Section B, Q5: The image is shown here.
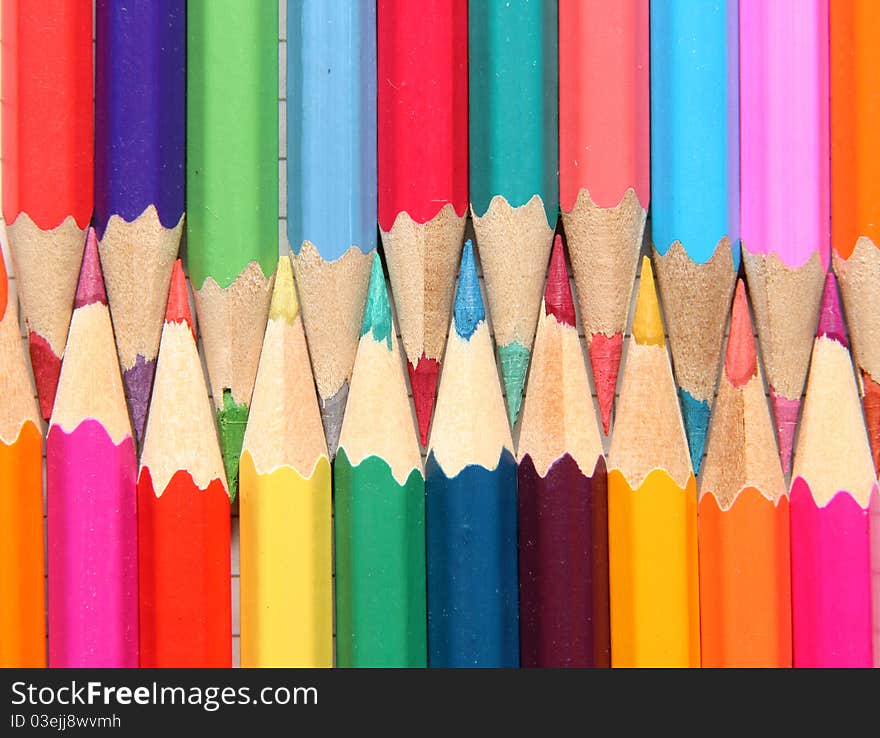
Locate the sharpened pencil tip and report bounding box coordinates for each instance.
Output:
[165,259,194,337]
[632,256,664,347]
[74,228,107,308]
[725,279,757,387]
[545,235,575,327]
[816,272,847,347]
[453,240,485,340]
[361,252,392,348]
[269,254,299,325]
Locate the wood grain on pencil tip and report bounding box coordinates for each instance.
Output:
[335,253,426,667]
[558,0,648,435]
[240,255,332,667]
[95,0,185,444]
[138,259,231,667]
[187,0,278,496]
[287,0,376,457]
[739,0,829,475]
[469,0,558,427]
[1,0,93,420]
[426,241,518,667]
[517,235,608,668]
[830,0,880,472]
[0,242,45,667]
[651,0,739,474]
[698,280,791,667]
[790,272,876,667]
[607,256,699,667]
[47,229,138,667]
[378,0,468,446]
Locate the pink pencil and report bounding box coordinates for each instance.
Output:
[739,0,829,474]
[47,228,138,667]
[790,273,875,667]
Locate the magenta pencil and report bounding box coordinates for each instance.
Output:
[739,0,829,474]
[790,273,875,667]
[47,228,138,667]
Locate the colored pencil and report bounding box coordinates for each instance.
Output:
[94,0,185,445]
[377,0,468,445]
[240,256,332,668]
[558,0,648,433]
[1,0,93,419]
[0,241,44,667]
[335,254,426,667]
[426,241,518,667]
[287,0,376,458]
[698,280,791,668]
[47,229,138,667]
[607,256,699,667]
[739,0,829,475]
[517,235,608,668]
[187,0,277,496]
[468,0,557,427]
[790,273,876,667]
[830,2,880,472]
[651,0,739,473]
[138,260,231,667]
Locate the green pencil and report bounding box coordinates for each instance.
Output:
[468,0,558,426]
[335,254,426,667]
[186,0,278,497]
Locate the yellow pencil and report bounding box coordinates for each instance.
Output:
[239,255,333,667]
[607,257,699,667]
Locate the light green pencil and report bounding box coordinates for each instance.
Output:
[186,1,278,497]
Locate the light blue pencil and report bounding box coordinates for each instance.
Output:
[287,0,377,457]
[650,0,740,473]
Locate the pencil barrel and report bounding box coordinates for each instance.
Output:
[47,422,138,667]
[334,451,427,667]
[239,453,333,667]
[518,454,609,668]
[426,451,519,668]
[0,423,45,667]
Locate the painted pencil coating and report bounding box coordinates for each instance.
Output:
[335,254,426,667]
[335,452,426,667]
[240,257,332,667]
[377,0,468,445]
[830,1,880,472]
[138,261,231,667]
[426,242,519,667]
[94,0,185,443]
[47,234,138,667]
[287,0,376,456]
[558,0,648,434]
[0,249,45,667]
[2,0,93,419]
[468,0,558,426]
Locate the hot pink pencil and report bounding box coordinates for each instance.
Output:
[739,0,829,474]
[790,273,875,667]
[47,228,138,667]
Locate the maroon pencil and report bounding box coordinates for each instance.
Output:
[517,235,609,667]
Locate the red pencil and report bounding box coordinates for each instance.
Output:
[377,0,468,445]
[1,0,93,419]
[137,260,231,667]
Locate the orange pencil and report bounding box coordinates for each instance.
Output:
[0,243,45,666]
[830,2,880,472]
[698,280,791,667]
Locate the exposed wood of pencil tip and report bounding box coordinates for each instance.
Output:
[793,274,875,508]
[140,262,227,496]
[518,236,602,477]
[608,256,691,489]
[242,256,328,479]
[700,281,786,509]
